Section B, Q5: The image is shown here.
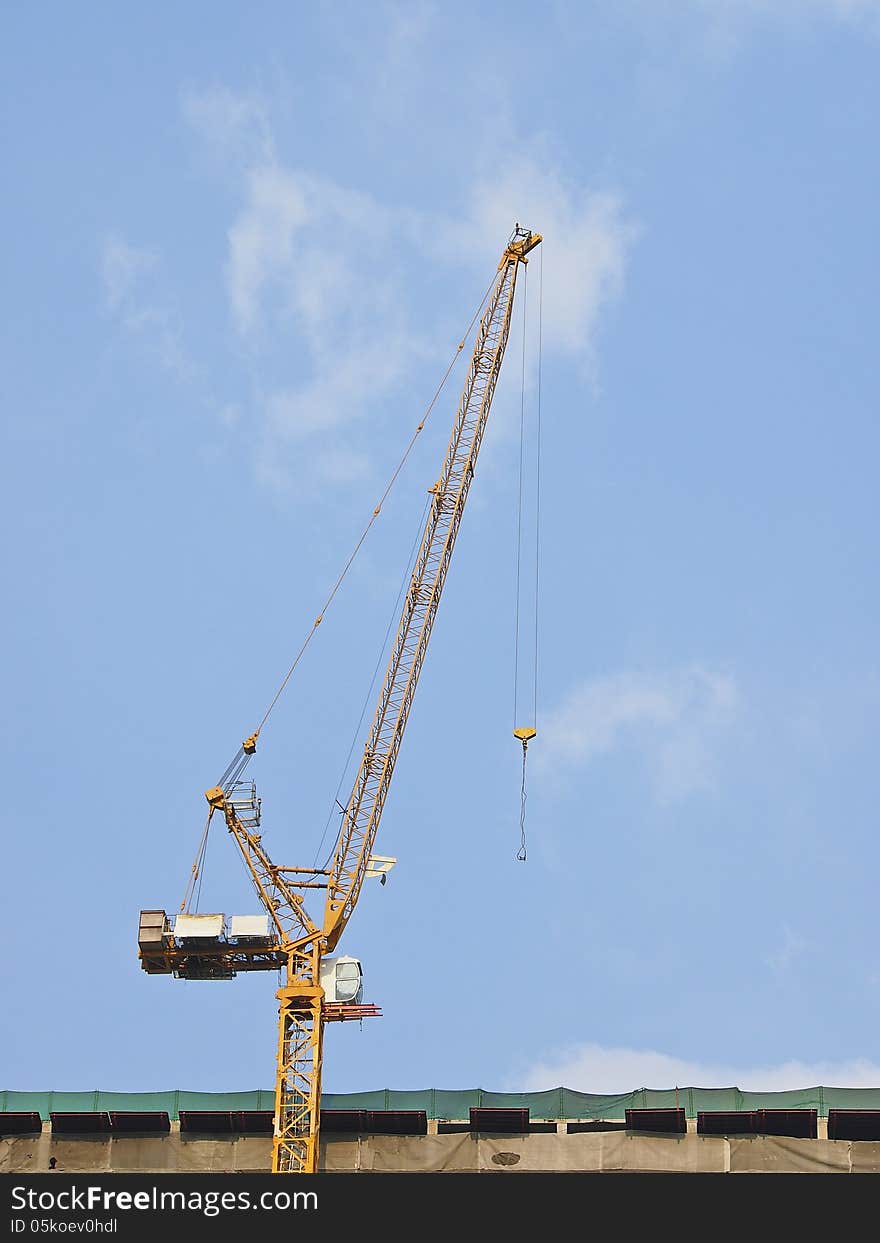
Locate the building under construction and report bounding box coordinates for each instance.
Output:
[4,1086,880,1174]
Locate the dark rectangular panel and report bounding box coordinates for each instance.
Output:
[109,1112,171,1134]
[50,1113,112,1135]
[697,1111,758,1136]
[233,1110,273,1134]
[0,1112,42,1135]
[320,1110,366,1134]
[365,1110,428,1135]
[625,1108,687,1135]
[178,1111,235,1134]
[755,1109,817,1138]
[469,1107,530,1134]
[827,1109,880,1141]
[567,1120,628,1133]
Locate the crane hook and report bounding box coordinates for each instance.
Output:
[513,728,536,862]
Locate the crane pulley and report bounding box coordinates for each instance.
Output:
[137,224,542,1174]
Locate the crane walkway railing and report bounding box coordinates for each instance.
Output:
[227,782,261,830]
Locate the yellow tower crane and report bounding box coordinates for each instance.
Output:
[137,224,542,1175]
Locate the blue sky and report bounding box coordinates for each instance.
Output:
[2,0,879,1099]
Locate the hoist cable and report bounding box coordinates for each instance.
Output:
[512,249,544,863]
[534,246,543,728]
[194,839,207,912]
[182,745,255,912]
[513,263,528,731]
[181,809,213,913]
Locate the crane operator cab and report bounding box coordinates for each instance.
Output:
[320,955,363,1005]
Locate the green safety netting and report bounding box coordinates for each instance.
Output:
[5,1085,880,1121]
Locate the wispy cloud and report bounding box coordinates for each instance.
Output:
[685,0,880,45]
[766,924,808,973]
[806,0,880,15]
[219,158,418,490]
[183,86,636,497]
[102,236,156,313]
[100,235,191,378]
[181,84,274,166]
[706,0,880,18]
[514,1041,880,1093]
[224,164,386,344]
[538,666,738,801]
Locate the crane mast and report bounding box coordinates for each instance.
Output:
[137,225,541,1176]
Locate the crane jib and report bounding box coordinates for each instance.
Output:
[323,241,536,949]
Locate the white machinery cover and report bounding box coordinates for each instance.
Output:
[229,914,271,939]
[174,913,225,939]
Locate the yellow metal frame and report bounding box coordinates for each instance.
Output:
[141,228,541,1175]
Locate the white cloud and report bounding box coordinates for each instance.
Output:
[515,1041,880,1093]
[184,87,635,495]
[237,161,630,491]
[254,336,413,488]
[766,925,808,972]
[225,154,633,363]
[685,0,880,43]
[100,236,191,378]
[226,164,311,337]
[255,437,370,495]
[101,236,156,312]
[466,166,635,362]
[538,666,738,800]
[181,85,274,166]
[810,0,880,13]
[263,336,412,443]
[722,0,880,15]
[220,161,419,490]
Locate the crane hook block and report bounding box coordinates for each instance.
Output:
[243,732,258,755]
[514,727,537,744]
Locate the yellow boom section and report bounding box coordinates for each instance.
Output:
[323,227,541,951]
